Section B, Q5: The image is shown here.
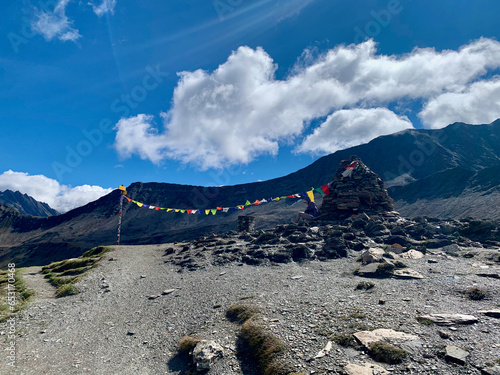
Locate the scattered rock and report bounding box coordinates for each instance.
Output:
[353,329,419,349]
[162,289,176,295]
[192,340,224,372]
[482,365,500,375]
[360,248,385,264]
[148,295,160,300]
[314,341,332,359]
[442,244,461,255]
[417,314,478,326]
[445,345,469,365]
[344,362,389,375]
[478,310,500,318]
[400,250,424,259]
[393,268,424,279]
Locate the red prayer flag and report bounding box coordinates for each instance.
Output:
[217,207,222,210]
[126,197,132,202]
[155,207,160,210]
[321,184,330,195]
[187,209,193,214]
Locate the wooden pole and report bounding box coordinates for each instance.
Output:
[117,187,126,245]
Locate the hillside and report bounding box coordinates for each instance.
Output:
[1,119,500,267]
[0,190,59,217]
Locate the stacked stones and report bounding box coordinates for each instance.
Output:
[238,215,256,232]
[318,156,395,221]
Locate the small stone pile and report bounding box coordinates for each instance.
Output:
[318,156,395,221]
[237,215,255,232]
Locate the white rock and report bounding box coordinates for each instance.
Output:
[314,341,332,358]
[417,314,478,326]
[360,248,385,264]
[192,340,224,372]
[393,269,425,279]
[344,362,389,375]
[353,329,419,348]
[400,250,424,259]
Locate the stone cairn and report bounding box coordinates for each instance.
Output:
[238,215,256,232]
[318,156,395,221]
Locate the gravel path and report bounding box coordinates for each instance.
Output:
[21,267,55,301]
[1,244,499,375]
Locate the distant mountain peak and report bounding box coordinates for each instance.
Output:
[0,189,59,217]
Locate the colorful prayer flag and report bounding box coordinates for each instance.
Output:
[306,190,314,202]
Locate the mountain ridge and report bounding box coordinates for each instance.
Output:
[0,189,59,217]
[1,119,500,267]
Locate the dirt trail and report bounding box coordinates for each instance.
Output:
[21,266,56,300]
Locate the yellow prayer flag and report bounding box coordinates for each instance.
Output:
[205,209,210,215]
[167,208,173,212]
[136,202,143,207]
[306,190,314,202]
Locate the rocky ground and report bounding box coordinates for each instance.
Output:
[1,214,499,375]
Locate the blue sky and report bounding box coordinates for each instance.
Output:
[1,0,500,212]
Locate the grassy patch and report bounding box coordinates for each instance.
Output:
[331,333,362,349]
[465,287,486,301]
[0,269,35,322]
[417,317,435,325]
[42,246,110,298]
[369,341,407,364]
[178,336,201,355]
[227,304,291,375]
[240,318,290,375]
[226,304,261,323]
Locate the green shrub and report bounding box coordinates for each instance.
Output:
[369,341,407,364]
[55,284,79,298]
[226,304,261,323]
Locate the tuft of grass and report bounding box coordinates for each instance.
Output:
[81,246,110,258]
[375,262,395,276]
[331,333,361,349]
[465,287,486,301]
[0,269,35,322]
[41,246,111,297]
[226,304,261,323]
[369,341,407,364]
[178,336,201,354]
[55,284,79,298]
[417,317,435,325]
[240,318,290,375]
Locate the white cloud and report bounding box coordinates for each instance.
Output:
[419,76,500,128]
[31,0,81,42]
[0,170,112,213]
[91,0,117,17]
[296,108,413,155]
[114,38,500,168]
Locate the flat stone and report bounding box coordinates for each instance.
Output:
[386,244,405,254]
[417,314,478,326]
[148,295,160,300]
[162,289,176,295]
[445,345,469,365]
[400,250,424,259]
[353,329,419,348]
[314,341,332,359]
[356,263,380,276]
[479,310,500,318]
[481,365,500,375]
[393,268,424,279]
[344,362,389,375]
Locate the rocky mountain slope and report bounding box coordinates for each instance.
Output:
[3,214,499,375]
[1,119,500,268]
[0,190,59,217]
